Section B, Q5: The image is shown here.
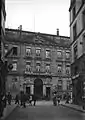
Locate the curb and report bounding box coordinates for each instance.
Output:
[61,104,85,113]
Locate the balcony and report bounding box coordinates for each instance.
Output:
[24,55,33,60]
[34,55,42,60]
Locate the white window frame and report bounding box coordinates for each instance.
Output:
[12,62,17,71]
[46,49,50,58]
[26,46,31,56]
[57,50,62,58]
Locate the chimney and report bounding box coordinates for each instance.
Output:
[18,25,22,30]
[56,28,59,36]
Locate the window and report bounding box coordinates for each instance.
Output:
[57,50,62,58]
[74,45,78,60]
[58,80,62,90]
[66,51,70,59]
[13,46,18,56]
[73,6,76,20]
[66,65,70,75]
[73,23,77,41]
[4,44,8,54]
[57,64,62,73]
[12,62,17,71]
[36,62,41,72]
[46,50,50,58]
[26,47,31,56]
[82,10,85,29]
[26,62,31,72]
[36,48,41,56]
[46,64,50,73]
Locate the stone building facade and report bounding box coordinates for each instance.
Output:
[69,0,85,104]
[4,28,71,99]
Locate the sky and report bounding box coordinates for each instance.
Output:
[5,0,70,37]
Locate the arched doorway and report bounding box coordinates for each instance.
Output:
[34,79,43,99]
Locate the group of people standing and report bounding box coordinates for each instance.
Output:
[14,91,37,107]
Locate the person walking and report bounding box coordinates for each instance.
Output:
[7,92,12,105]
[57,97,60,105]
[52,93,57,106]
[15,94,19,105]
[32,94,37,106]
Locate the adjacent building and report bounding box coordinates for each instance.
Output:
[4,28,71,99]
[69,0,85,104]
[1,0,6,59]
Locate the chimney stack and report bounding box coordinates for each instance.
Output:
[56,28,59,36]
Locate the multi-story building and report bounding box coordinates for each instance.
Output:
[69,0,85,105]
[1,0,6,59]
[4,28,71,99]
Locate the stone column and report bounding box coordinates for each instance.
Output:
[43,85,46,96]
[31,85,34,94]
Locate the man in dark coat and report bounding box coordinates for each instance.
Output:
[32,94,37,106]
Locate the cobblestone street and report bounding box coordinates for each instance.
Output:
[5,101,85,120]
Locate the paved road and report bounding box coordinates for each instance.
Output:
[5,101,85,120]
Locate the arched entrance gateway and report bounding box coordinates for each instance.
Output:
[34,79,43,99]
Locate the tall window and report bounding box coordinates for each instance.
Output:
[74,45,78,60]
[66,51,70,59]
[26,47,31,56]
[66,65,70,75]
[13,46,18,56]
[36,48,41,56]
[36,62,41,72]
[46,64,50,73]
[73,23,77,41]
[26,62,31,72]
[46,50,50,58]
[12,62,17,71]
[58,80,62,90]
[82,10,85,29]
[57,64,62,73]
[57,50,62,58]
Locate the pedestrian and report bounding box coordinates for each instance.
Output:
[15,94,19,105]
[32,94,37,106]
[7,92,12,105]
[29,95,32,106]
[22,92,26,108]
[57,97,60,105]
[52,93,57,106]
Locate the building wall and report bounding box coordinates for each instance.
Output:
[4,29,71,98]
[69,0,85,104]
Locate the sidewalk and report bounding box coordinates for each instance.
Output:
[60,100,85,113]
[0,101,18,120]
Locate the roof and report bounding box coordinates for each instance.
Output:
[5,28,70,48]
